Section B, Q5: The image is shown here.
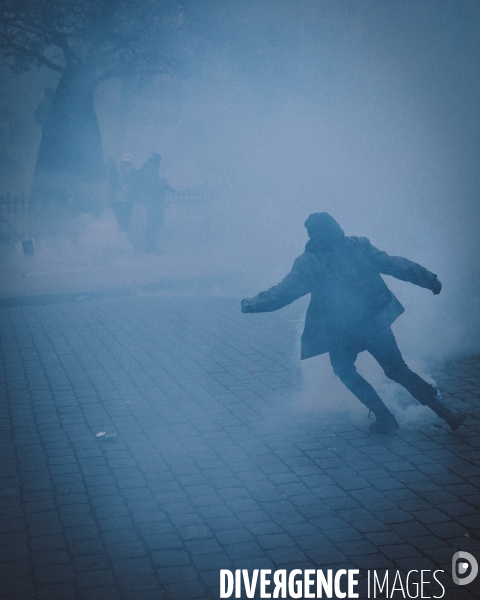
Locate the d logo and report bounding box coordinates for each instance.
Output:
[452,551,478,585]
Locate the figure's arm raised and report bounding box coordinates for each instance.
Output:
[355,237,441,293]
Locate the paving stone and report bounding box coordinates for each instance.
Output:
[164,579,206,599]
[32,549,70,566]
[113,557,154,575]
[68,539,105,556]
[115,573,159,592]
[268,546,309,564]
[428,521,469,538]
[79,587,122,600]
[225,541,265,560]
[34,582,77,600]
[73,554,110,572]
[391,521,432,538]
[35,564,75,584]
[152,550,191,568]
[29,535,66,552]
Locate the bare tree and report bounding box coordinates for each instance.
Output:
[0,0,184,210]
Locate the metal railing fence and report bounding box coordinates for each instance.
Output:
[0,187,212,242]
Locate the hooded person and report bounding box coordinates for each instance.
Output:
[109,153,137,233]
[241,212,466,434]
[137,153,174,253]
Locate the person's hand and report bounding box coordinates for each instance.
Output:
[431,278,442,295]
[241,299,254,313]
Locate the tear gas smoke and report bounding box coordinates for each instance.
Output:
[1,2,479,420]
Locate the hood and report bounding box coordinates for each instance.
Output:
[304,212,345,253]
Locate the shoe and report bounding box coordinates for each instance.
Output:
[369,413,399,434]
[427,398,467,431]
[444,411,467,432]
[422,390,467,431]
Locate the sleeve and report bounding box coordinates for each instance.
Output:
[242,256,312,313]
[356,237,439,290]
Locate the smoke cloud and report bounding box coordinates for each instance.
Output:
[1,1,479,413]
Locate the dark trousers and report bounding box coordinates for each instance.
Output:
[112,201,133,233]
[145,205,164,253]
[329,315,437,413]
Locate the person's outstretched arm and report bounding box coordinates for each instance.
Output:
[356,237,442,294]
[241,255,312,313]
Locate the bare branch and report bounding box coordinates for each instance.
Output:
[33,50,65,72]
[0,0,185,81]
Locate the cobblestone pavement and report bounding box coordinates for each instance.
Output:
[1,295,479,600]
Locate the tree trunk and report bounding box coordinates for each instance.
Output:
[32,65,105,214]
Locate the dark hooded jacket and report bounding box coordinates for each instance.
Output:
[244,218,438,359]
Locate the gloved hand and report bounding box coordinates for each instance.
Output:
[241,299,254,313]
[431,278,442,295]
